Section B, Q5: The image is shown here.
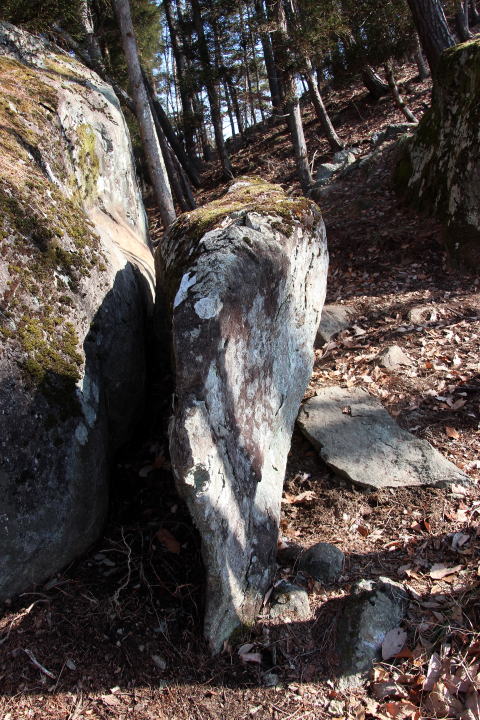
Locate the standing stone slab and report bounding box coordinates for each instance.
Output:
[156,178,328,651]
[298,387,469,489]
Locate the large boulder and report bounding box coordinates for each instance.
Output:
[0,23,154,599]
[155,178,328,650]
[395,39,480,267]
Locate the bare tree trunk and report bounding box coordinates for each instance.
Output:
[455,0,473,39]
[414,33,430,79]
[253,0,282,110]
[384,60,418,124]
[142,70,200,188]
[112,0,175,228]
[228,79,245,139]
[273,0,312,192]
[191,0,233,179]
[163,0,198,162]
[305,59,343,151]
[470,0,480,24]
[145,78,195,211]
[406,0,455,74]
[361,64,389,100]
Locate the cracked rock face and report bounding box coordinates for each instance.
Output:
[156,178,328,651]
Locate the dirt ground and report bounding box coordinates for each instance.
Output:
[1,64,479,720]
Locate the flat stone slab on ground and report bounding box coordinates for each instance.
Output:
[316,304,353,346]
[298,387,469,489]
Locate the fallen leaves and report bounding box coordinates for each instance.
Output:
[282,490,317,505]
[445,426,461,440]
[428,563,463,580]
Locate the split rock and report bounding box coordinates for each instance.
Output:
[155,177,328,651]
[0,23,153,601]
[336,577,409,688]
[316,304,353,346]
[298,387,469,489]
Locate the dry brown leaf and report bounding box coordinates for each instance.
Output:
[445,426,460,439]
[282,490,316,505]
[429,563,462,580]
[155,528,181,554]
[382,700,418,719]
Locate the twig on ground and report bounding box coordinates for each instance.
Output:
[22,648,56,679]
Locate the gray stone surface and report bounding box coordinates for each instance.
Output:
[316,304,353,346]
[156,178,328,651]
[298,542,344,583]
[376,345,414,370]
[316,162,342,184]
[298,387,469,489]
[269,581,311,621]
[371,123,417,147]
[336,577,409,688]
[0,23,154,601]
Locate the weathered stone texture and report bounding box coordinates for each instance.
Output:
[156,178,328,651]
[396,39,480,267]
[299,387,469,490]
[0,23,153,599]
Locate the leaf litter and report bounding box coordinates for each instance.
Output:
[1,61,480,720]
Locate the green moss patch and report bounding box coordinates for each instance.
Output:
[76,123,100,202]
[0,53,106,415]
[168,176,319,245]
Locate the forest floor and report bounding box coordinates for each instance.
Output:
[1,65,480,720]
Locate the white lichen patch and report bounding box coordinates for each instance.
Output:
[194,295,223,319]
[173,271,196,309]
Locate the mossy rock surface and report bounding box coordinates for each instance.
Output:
[0,21,152,605]
[158,176,322,310]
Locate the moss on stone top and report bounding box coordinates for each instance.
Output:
[168,176,320,245]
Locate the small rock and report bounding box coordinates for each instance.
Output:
[151,654,167,670]
[269,581,310,620]
[332,149,356,165]
[376,345,413,370]
[327,699,345,716]
[263,672,281,688]
[316,304,353,346]
[298,542,344,584]
[316,162,342,183]
[408,305,430,324]
[335,577,409,689]
[372,680,408,701]
[371,123,417,147]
